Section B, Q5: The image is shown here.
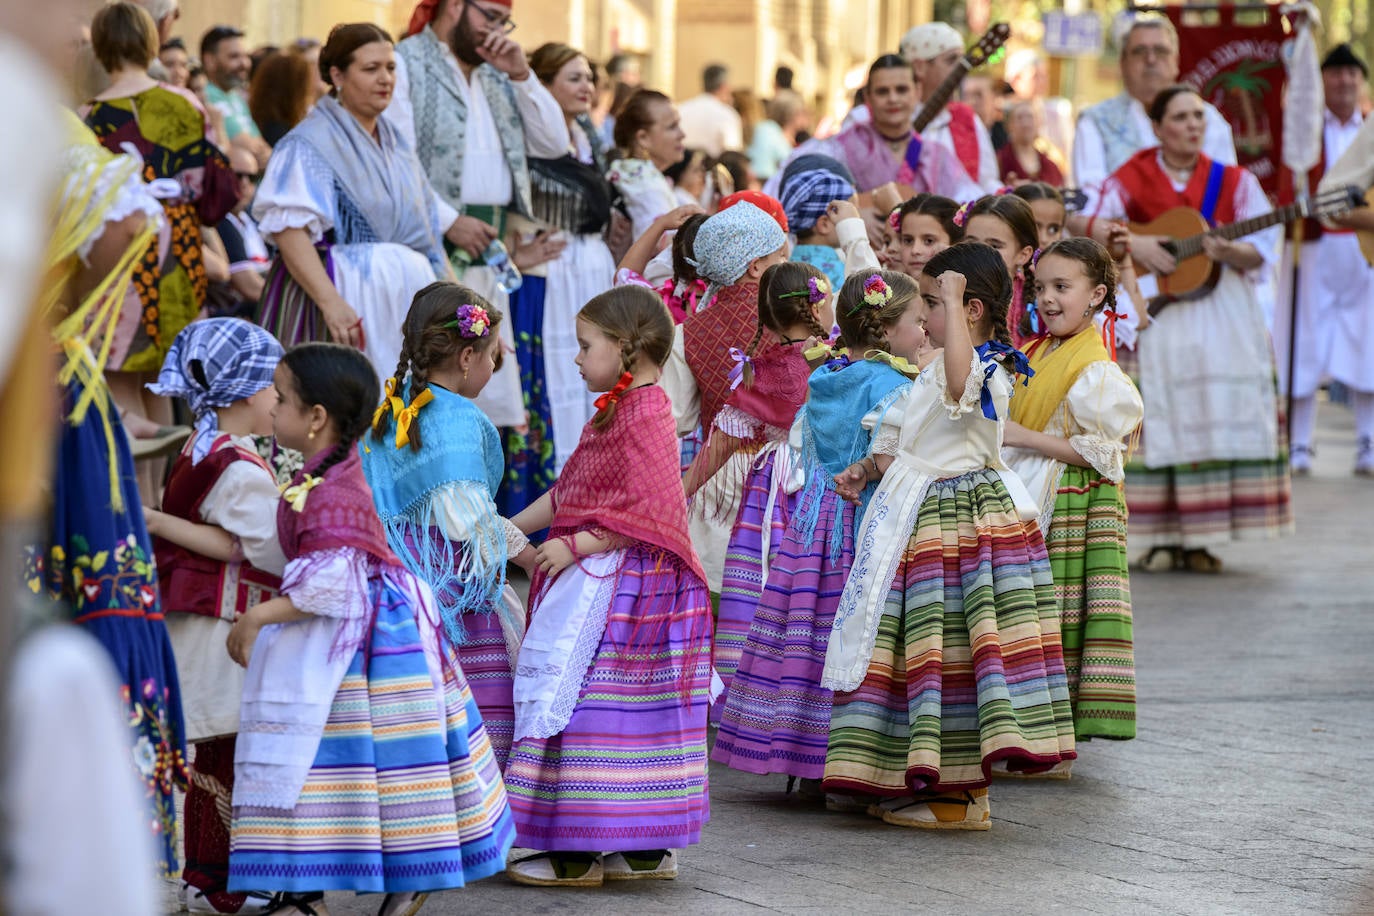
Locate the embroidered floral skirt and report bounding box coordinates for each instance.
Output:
[30,381,187,873]
[497,276,555,519]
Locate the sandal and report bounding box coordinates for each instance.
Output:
[878,789,991,831]
[263,893,329,916]
[602,849,678,881]
[377,891,428,916]
[1136,546,1182,572]
[506,851,604,887]
[1182,548,1223,573]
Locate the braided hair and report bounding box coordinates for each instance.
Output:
[833,269,919,354]
[923,241,1015,350]
[281,343,380,479]
[741,261,830,386]
[371,281,503,452]
[671,213,708,286]
[578,285,675,429]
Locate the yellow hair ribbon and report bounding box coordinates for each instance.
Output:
[371,377,401,429]
[280,475,322,513]
[394,387,435,448]
[862,349,921,378]
[803,341,837,363]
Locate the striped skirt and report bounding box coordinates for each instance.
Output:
[1045,467,1135,740]
[228,590,515,894]
[713,486,855,780]
[504,549,713,852]
[453,611,515,770]
[1117,347,1293,548]
[714,449,796,723]
[824,469,1076,795]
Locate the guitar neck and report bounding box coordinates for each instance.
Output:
[1173,202,1306,259]
[913,60,971,135]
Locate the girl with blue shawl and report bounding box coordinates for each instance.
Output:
[362,282,534,768]
[711,270,926,792]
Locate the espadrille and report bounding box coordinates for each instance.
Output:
[990,758,1073,780]
[879,789,991,831]
[506,852,604,887]
[602,849,678,880]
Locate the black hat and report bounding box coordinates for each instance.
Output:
[1321,43,1368,78]
[780,153,856,189]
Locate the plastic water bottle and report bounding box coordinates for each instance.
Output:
[483,239,522,294]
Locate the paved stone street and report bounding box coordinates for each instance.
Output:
[163,404,1374,915]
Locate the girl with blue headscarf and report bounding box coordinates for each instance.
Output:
[143,318,288,912]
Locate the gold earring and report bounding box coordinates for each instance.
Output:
[463,367,469,381]
[308,429,316,440]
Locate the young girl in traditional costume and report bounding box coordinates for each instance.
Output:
[143,319,286,915]
[1013,182,1067,252]
[961,193,1039,346]
[823,242,1076,831]
[226,343,514,916]
[683,261,833,720]
[1002,238,1143,756]
[895,193,964,279]
[711,270,927,790]
[362,282,535,769]
[505,286,712,887]
[660,201,788,592]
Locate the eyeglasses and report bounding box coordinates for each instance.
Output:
[465,0,516,34]
[235,171,261,182]
[1126,43,1173,61]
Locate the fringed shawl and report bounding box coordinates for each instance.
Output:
[727,341,812,438]
[278,448,397,566]
[793,357,911,562]
[361,384,510,644]
[546,385,705,585]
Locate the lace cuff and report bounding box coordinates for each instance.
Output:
[870,426,901,457]
[503,517,530,556]
[256,206,327,242]
[939,355,987,419]
[280,547,372,620]
[1069,433,1127,482]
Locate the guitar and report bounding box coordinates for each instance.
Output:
[856,23,1011,210]
[1129,184,1364,316]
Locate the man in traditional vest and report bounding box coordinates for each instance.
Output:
[1281,44,1374,476]
[899,22,1000,192]
[1069,13,1237,275]
[387,0,570,427]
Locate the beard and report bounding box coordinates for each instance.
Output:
[447,19,484,67]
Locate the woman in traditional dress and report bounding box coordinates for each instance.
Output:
[30,107,188,876]
[1087,85,1291,573]
[608,89,685,242]
[82,2,239,451]
[496,43,618,513]
[252,23,473,379]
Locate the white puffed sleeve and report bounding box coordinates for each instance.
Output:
[1063,361,1144,483]
[937,353,1000,419]
[200,458,288,576]
[861,385,910,457]
[429,478,529,564]
[250,137,335,243]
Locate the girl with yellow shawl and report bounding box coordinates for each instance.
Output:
[1001,238,1143,754]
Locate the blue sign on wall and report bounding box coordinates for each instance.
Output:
[1043,11,1104,56]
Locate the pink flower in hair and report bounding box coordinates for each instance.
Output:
[447,304,492,338]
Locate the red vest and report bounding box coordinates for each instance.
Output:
[154,436,281,621]
[947,103,982,177]
[1109,148,1242,226]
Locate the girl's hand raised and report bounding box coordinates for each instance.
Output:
[935,270,967,307]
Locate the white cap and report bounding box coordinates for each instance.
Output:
[899,22,964,62]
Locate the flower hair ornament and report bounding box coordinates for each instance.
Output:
[444,303,492,338]
[847,274,892,316]
[952,201,973,228]
[779,276,831,306]
[887,209,902,232]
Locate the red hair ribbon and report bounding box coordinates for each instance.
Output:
[1101,308,1119,362]
[594,371,635,411]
